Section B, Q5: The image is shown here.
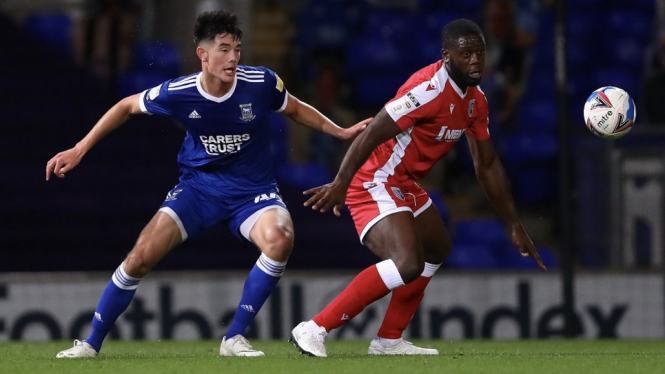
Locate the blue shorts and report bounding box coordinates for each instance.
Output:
[158,177,288,242]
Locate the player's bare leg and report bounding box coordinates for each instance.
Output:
[221,207,294,357]
[291,211,422,357]
[57,212,182,358]
[370,205,448,355]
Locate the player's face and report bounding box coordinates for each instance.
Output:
[200,33,241,83]
[441,34,485,88]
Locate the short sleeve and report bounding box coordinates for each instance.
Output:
[466,92,490,141]
[385,81,440,131]
[139,81,171,116]
[265,69,288,112]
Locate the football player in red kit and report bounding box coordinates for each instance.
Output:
[289,19,546,357]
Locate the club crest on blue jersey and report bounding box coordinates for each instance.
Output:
[468,99,475,117]
[239,103,256,121]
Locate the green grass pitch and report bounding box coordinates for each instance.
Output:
[2,340,664,374]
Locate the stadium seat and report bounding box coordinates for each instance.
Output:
[423,10,463,39]
[345,35,406,77]
[516,100,558,134]
[607,11,652,39]
[23,13,72,59]
[446,244,501,269]
[512,167,558,205]
[608,38,645,72]
[453,218,511,255]
[295,0,351,51]
[117,69,171,98]
[594,68,638,102]
[354,74,408,108]
[426,190,450,226]
[500,245,557,269]
[499,133,558,169]
[276,162,333,191]
[132,41,182,77]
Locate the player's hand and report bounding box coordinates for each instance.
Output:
[338,117,372,140]
[510,225,547,271]
[303,180,349,217]
[46,148,83,181]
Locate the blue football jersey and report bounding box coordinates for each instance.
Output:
[139,66,288,192]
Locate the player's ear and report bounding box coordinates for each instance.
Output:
[441,48,449,63]
[196,46,208,62]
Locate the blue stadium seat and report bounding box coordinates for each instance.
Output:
[566,12,597,41]
[132,41,182,77]
[364,10,420,44]
[276,162,333,191]
[423,10,463,39]
[446,244,501,269]
[453,218,511,255]
[117,69,171,98]
[512,168,558,205]
[296,0,351,51]
[607,11,652,39]
[499,132,558,169]
[426,190,450,226]
[608,38,645,72]
[23,13,72,59]
[594,68,639,101]
[516,100,558,134]
[500,245,557,269]
[354,74,408,108]
[345,35,406,76]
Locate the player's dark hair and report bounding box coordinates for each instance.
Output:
[442,19,484,48]
[193,10,242,45]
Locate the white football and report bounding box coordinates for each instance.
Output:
[583,86,636,139]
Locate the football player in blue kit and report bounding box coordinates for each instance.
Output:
[46,10,370,358]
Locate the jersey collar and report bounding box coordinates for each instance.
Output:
[196,72,237,103]
[436,64,467,99]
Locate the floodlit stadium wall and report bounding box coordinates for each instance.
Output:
[0,272,662,341]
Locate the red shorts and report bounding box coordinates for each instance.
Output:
[346,173,432,243]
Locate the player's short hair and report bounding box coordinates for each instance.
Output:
[442,19,484,48]
[193,10,243,45]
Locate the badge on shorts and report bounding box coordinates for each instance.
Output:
[391,187,405,201]
[239,103,256,121]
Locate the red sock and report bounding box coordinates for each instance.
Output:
[376,275,432,339]
[313,265,391,332]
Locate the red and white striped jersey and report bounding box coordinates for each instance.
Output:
[357,60,489,183]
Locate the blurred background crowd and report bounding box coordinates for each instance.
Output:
[1,0,663,273]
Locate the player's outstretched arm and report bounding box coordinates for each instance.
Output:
[304,108,401,216]
[46,93,143,181]
[280,94,371,140]
[466,134,547,271]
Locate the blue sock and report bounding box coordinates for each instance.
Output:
[86,262,141,352]
[226,253,286,338]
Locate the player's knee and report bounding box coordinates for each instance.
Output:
[394,257,425,284]
[124,239,161,277]
[426,242,450,264]
[260,226,294,261]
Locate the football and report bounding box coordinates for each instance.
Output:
[583,86,636,139]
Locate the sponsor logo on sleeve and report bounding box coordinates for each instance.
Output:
[147,84,162,102]
[275,75,284,92]
[406,92,420,107]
